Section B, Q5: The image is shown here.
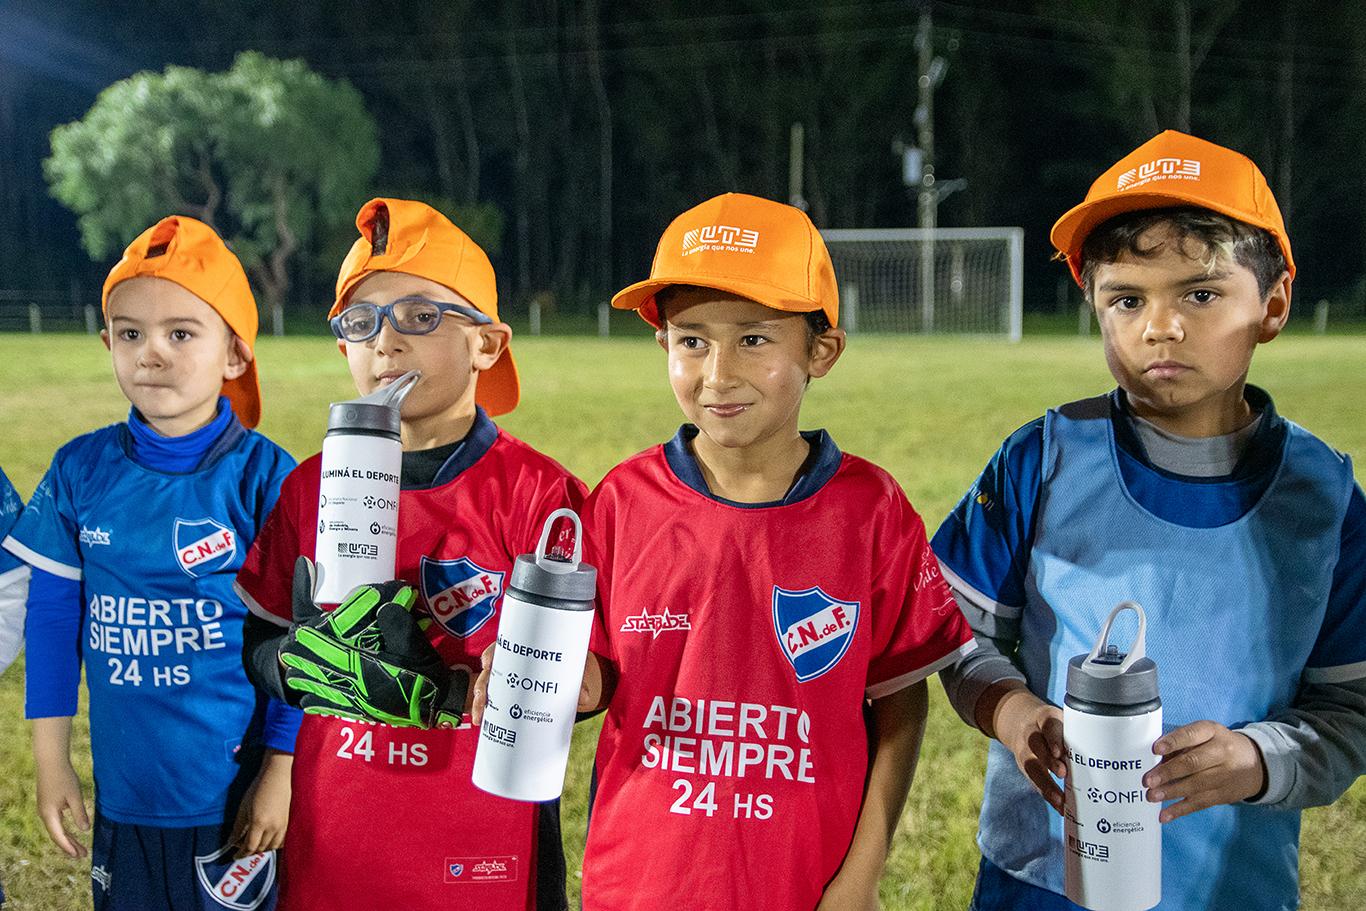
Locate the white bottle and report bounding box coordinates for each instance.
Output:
[1062,601,1162,911]
[472,508,596,802]
[314,371,419,604]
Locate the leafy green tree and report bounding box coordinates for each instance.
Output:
[45,51,378,319]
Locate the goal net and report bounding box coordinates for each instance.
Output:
[820,228,1023,340]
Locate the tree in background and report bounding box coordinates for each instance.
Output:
[44,51,378,325]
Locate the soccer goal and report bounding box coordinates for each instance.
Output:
[820,228,1023,341]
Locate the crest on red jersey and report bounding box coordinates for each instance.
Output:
[772,585,859,682]
[193,845,275,910]
[420,556,505,637]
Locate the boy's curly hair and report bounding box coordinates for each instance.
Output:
[1079,207,1288,301]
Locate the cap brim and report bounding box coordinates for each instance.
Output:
[475,347,520,417]
[611,276,827,328]
[223,360,262,429]
[1051,190,1296,285]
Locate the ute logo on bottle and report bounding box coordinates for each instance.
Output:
[420,556,505,637]
[771,585,859,682]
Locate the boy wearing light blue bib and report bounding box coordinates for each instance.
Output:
[935,131,1366,911]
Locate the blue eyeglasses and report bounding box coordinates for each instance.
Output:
[330,296,492,342]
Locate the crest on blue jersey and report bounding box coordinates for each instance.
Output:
[420,556,505,637]
[194,844,275,910]
[772,586,860,682]
[174,517,238,578]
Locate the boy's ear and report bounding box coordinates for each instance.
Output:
[100,329,111,351]
[471,322,512,370]
[655,326,669,351]
[806,327,846,379]
[336,339,348,358]
[223,334,252,382]
[1257,272,1292,343]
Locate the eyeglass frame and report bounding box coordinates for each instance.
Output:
[330,295,493,342]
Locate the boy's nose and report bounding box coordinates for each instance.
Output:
[136,341,167,368]
[1142,304,1184,344]
[370,318,408,354]
[703,347,741,389]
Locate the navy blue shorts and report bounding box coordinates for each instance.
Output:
[969,855,1083,911]
[90,812,277,911]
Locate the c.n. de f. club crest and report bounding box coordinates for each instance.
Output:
[173,517,237,578]
[194,844,275,910]
[772,585,860,682]
[420,556,506,637]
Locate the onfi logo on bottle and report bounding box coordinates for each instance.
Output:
[1086,786,1147,805]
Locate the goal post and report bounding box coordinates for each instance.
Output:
[820,227,1024,341]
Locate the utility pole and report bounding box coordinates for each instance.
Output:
[916,3,937,332]
[788,122,807,212]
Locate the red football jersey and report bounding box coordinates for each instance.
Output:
[581,435,975,911]
[236,421,585,911]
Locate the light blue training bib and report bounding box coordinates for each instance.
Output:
[978,396,1354,911]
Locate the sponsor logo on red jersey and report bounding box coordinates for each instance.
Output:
[771,586,859,682]
[193,844,275,910]
[174,518,237,578]
[420,556,505,637]
[443,855,519,883]
[619,606,692,638]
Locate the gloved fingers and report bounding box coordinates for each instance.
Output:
[287,677,359,707]
[291,627,362,673]
[279,653,334,686]
[290,557,323,624]
[374,602,444,675]
[329,585,385,639]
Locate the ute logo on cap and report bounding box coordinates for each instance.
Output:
[681,225,760,257]
[772,585,860,683]
[174,518,237,578]
[1116,157,1201,191]
[420,556,505,637]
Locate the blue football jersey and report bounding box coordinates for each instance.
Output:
[0,468,22,574]
[0,467,28,670]
[4,424,294,826]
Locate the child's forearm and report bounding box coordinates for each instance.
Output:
[32,714,75,765]
[837,682,929,887]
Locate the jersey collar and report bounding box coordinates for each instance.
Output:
[663,424,843,508]
[1110,384,1285,482]
[120,396,245,474]
[402,406,500,491]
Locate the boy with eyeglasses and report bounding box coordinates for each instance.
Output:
[235,198,585,910]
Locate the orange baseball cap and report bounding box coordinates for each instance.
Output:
[612,192,838,328]
[334,198,519,416]
[101,216,262,428]
[1052,130,1294,287]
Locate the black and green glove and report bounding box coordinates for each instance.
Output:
[278,557,466,729]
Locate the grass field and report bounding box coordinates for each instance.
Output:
[0,331,1363,910]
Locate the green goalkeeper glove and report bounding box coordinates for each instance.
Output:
[278,557,466,729]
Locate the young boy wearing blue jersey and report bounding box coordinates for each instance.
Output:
[935,131,1366,911]
[0,468,29,674]
[477,193,976,911]
[0,466,30,907]
[3,216,298,911]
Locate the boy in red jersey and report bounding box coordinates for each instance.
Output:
[235,198,584,910]
[478,193,976,910]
